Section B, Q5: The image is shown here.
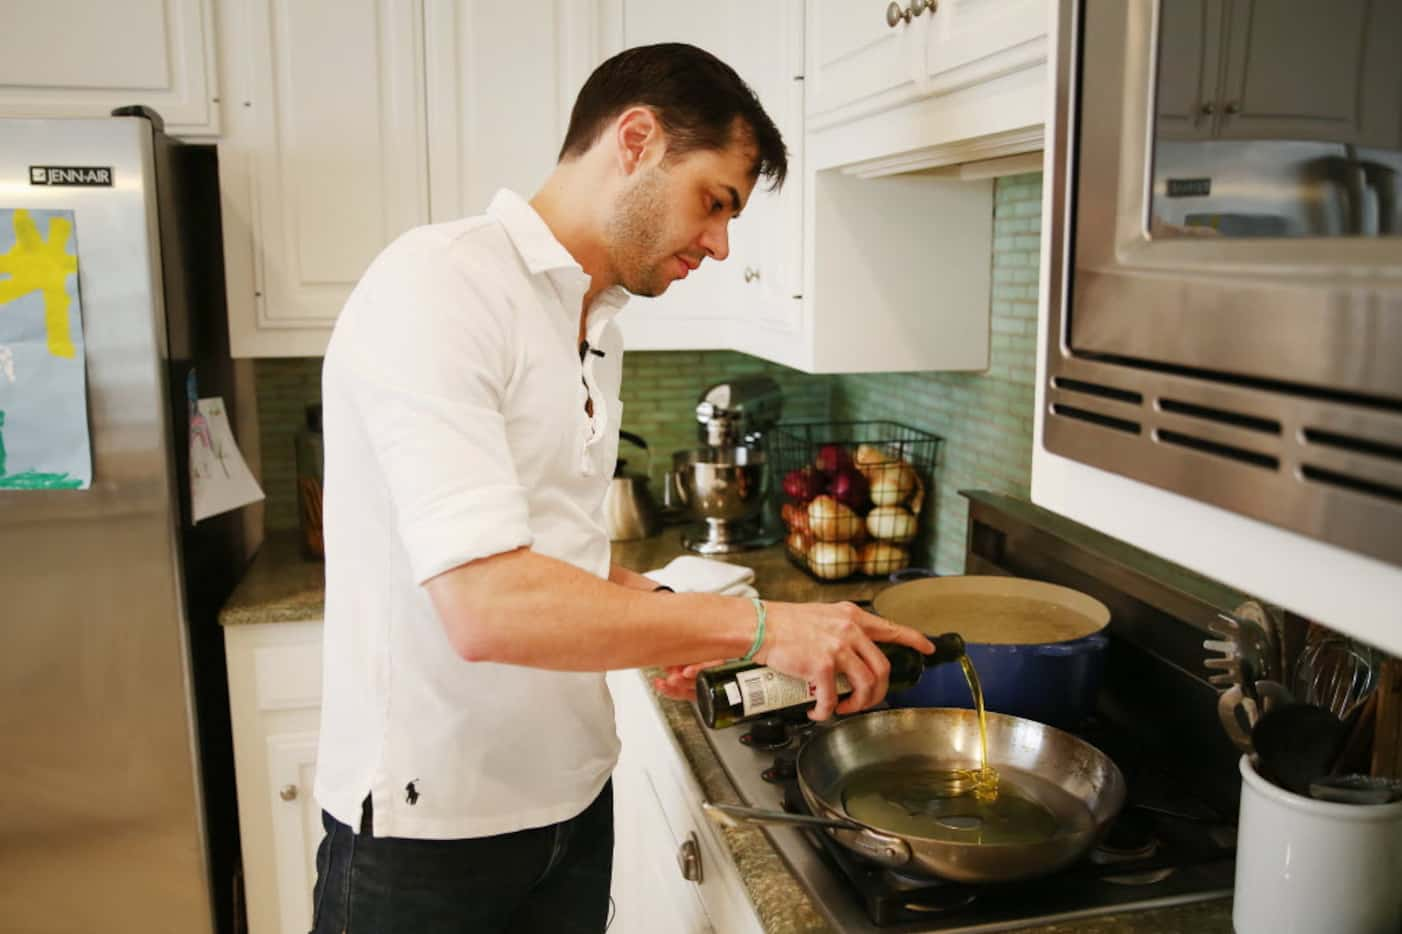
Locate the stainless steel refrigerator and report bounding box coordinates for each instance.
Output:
[0,109,250,933]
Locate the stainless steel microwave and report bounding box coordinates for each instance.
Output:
[1043,0,1402,570]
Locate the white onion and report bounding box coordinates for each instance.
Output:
[867,505,916,543]
[809,542,858,580]
[868,462,917,506]
[861,541,909,576]
[808,494,862,542]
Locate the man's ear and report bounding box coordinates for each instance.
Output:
[613,107,665,175]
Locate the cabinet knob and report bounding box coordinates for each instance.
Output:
[1199,102,1215,115]
[677,832,704,883]
[886,1,910,27]
[279,784,298,802]
[1224,101,1240,115]
[909,0,938,16]
[743,266,761,284]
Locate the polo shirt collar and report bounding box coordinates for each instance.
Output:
[487,188,631,327]
[487,189,581,276]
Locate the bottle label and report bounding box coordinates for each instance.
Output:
[723,682,741,707]
[734,668,853,718]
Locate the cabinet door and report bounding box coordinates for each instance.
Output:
[1216,0,1402,147]
[1154,0,1226,140]
[805,0,917,123]
[424,0,600,222]
[217,0,430,357]
[0,0,220,137]
[610,754,715,934]
[919,0,1048,88]
[609,0,805,357]
[266,732,321,934]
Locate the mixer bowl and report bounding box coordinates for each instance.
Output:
[671,446,767,523]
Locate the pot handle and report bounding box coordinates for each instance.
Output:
[618,430,653,478]
[1029,631,1109,657]
[702,802,912,867]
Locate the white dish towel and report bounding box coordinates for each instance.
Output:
[645,555,759,599]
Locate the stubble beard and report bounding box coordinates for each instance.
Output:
[606,166,675,298]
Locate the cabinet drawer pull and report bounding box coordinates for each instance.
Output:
[677,832,704,883]
[279,784,299,802]
[744,266,761,283]
[886,1,910,27]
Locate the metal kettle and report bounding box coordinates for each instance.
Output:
[603,431,661,541]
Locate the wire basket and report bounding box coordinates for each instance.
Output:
[769,421,943,582]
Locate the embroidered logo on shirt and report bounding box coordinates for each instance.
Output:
[405,779,421,805]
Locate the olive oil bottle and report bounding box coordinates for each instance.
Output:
[696,633,966,729]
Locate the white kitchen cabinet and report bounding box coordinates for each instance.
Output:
[805,0,1047,174]
[216,0,430,357]
[224,620,324,934]
[423,0,602,224]
[607,669,765,934]
[1157,0,1402,148]
[0,0,220,137]
[218,0,604,357]
[602,0,805,358]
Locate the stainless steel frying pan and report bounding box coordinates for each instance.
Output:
[707,707,1126,883]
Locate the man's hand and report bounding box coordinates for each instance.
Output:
[756,602,934,721]
[651,659,724,702]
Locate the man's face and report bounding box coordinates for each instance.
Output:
[604,132,759,297]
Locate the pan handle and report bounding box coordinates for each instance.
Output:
[702,802,912,867]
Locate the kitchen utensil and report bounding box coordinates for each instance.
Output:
[1233,755,1402,934]
[870,576,1111,729]
[1250,703,1347,797]
[1294,631,1378,721]
[703,707,1126,883]
[1216,680,1295,755]
[1308,774,1402,806]
[1204,602,1282,704]
[1374,656,1402,780]
[672,445,774,554]
[602,430,661,541]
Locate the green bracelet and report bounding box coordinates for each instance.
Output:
[741,597,767,662]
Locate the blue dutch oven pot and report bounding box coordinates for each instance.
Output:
[874,572,1111,730]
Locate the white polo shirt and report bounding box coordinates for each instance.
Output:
[314,189,630,839]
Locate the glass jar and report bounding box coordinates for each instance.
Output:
[295,403,324,559]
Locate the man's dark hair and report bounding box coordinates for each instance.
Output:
[558,43,787,191]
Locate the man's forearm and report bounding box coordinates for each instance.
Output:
[426,547,755,671]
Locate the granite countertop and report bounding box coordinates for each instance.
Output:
[219,526,1233,932]
[218,530,325,625]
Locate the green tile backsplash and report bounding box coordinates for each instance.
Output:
[254,172,1043,563]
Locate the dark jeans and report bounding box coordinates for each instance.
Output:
[309,781,614,934]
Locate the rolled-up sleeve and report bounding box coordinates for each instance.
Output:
[327,235,533,584]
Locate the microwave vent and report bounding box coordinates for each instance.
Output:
[1050,403,1141,435]
[1043,355,1402,566]
[1052,377,1143,405]
[1154,429,1279,471]
[1157,398,1281,436]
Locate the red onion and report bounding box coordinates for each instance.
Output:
[826,467,871,512]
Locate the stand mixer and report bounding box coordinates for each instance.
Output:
[671,377,784,554]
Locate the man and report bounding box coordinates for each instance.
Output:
[309,43,933,933]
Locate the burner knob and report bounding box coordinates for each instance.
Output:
[763,748,799,783]
[747,717,789,746]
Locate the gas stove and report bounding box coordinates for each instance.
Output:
[696,492,1250,932]
[696,708,1236,932]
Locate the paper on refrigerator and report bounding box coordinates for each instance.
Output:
[0,207,93,490]
[190,396,264,522]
